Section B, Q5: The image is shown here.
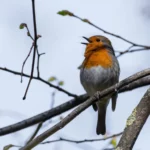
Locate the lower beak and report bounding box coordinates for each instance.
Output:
[81,42,88,45]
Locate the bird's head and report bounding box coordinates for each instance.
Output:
[82,35,114,57]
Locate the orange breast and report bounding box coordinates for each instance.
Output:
[83,49,113,69]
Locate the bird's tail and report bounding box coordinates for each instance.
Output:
[96,104,107,135]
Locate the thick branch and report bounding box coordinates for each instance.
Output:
[0,69,150,136]
[0,73,150,136]
[117,88,150,150]
[20,69,150,149]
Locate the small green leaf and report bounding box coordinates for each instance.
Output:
[19,23,27,29]
[110,137,117,148]
[58,81,64,86]
[48,76,57,82]
[57,10,73,16]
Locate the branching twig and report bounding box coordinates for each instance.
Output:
[68,12,150,48]
[117,47,150,57]
[41,132,122,144]
[0,67,150,136]
[117,87,150,150]
[0,67,77,97]
[20,68,150,149]
[23,0,38,100]
[58,10,150,57]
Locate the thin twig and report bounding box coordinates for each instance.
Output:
[0,67,78,97]
[23,0,38,100]
[59,11,150,57]
[20,68,150,150]
[21,44,34,83]
[25,25,34,41]
[3,144,22,149]
[41,132,122,144]
[26,122,43,144]
[70,13,150,48]
[117,47,150,57]
[36,47,45,77]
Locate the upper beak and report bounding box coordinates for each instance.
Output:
[81,36,90,45]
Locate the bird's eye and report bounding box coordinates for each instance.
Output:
[96,39,100,42]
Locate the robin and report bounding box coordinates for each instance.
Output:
[80,35,120,135]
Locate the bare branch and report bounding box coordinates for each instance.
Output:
[58,10,150,48]
[36,47,45,78]
[21,44,34,82]
[58,10,150,58]
[23,0,38,100]
[117,87,150,150]
[41,132,122,144]
[20,68,150,149]
[0,67,77,97]
[117,47,150,57]
[25,24,34,41]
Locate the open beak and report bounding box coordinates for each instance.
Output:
[81,36,90,45]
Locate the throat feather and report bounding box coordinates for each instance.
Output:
[83,49,113,69]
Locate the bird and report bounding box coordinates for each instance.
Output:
[80,35,120,135]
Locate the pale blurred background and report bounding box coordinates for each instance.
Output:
[0,0,150,149]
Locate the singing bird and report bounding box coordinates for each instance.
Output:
[80,35,120,135]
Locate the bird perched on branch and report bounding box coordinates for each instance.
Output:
[80,35,120,135]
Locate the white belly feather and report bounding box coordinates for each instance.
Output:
[80,65,119,96]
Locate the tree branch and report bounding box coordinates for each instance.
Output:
[0,67,77,98]
[58,10,150,58]
[23,0,38,100]
[21,44,34,83]
[0,73,150,137]
[117,47,150,57]
[58,10,150,49]
[0,69,150,136]
[20,68,150,149]
[36,48,45,78]
[116,87,150,150]
[41,132,122,144]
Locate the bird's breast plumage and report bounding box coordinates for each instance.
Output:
[83,49,113,69]
[80,50,120,96]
